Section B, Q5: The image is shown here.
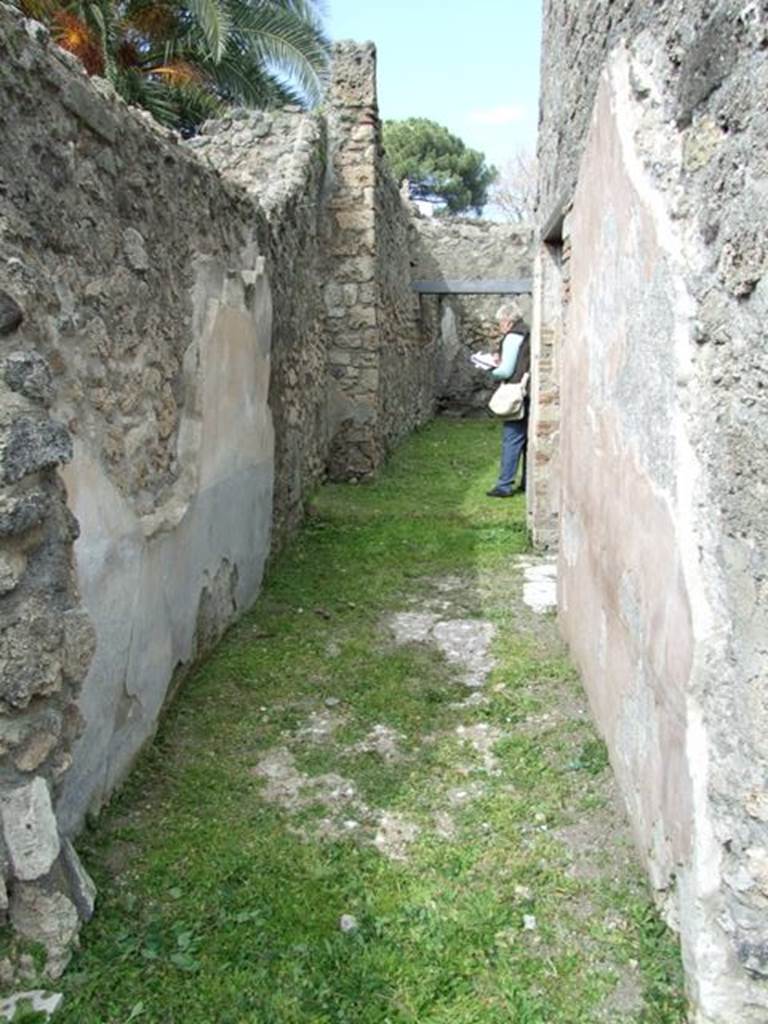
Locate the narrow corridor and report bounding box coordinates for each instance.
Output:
[56,419,685,1024]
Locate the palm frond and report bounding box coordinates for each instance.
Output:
[227,0,329,105]
[199,47,300,106]
[113,65,180,122]
[87,0,117,80]
[183,0,231,62]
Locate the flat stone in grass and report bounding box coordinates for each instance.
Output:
[455,722,504,774]
[388,611,437,644]
[432,619,495,687]
[352,724,404,762]
[520,557,557,614]
[388,610,496,689]
[297,709,343,743]
[0,991,63,1021]
[373,812,420,861]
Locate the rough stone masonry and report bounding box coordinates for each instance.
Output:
[0,5,530,976]
[531,1,768,1021]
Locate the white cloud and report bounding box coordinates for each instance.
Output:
[468,105,526,126]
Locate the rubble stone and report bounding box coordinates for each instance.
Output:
[9,885,79,979]
[60,840,96,921]
[1,778,60,881]
[3,352,54,407]
[1,417,72,485]
[0,292,23,336]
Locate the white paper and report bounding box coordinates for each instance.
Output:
[470,351,497,370]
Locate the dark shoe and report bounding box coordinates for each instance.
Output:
[486,487,513,498]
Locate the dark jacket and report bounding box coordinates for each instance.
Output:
[509,333,530,384]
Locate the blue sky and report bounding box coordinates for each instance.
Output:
[326,0,542,173]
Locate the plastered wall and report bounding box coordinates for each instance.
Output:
[536,3,768,1019]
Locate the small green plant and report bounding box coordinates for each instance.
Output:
[574,737,610,775]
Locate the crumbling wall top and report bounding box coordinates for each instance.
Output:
[329,41,378,111]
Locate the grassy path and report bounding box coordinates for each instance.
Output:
[56,419,685,1024]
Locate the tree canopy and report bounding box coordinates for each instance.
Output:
[382,118,497,215]
[14,0,330,133]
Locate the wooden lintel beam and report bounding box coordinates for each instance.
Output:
[411,278,533,295]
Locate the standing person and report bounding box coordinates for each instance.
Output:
[486,302,530,498]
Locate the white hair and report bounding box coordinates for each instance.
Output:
[495,301,524,325]
[496,301,520,320]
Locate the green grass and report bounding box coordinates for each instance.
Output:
[52,419,686,1024]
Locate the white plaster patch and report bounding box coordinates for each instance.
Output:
[561,506,582,568]
[598,607,608,672]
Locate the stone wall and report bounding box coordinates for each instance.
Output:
[411,218,533,413]
[0,13,479,973]
[193,109,331,548]
[323,43,435,479]
[324,43,386,480]
[535,2,768,1020]
[0,5,278,977]
[374,146,434,450]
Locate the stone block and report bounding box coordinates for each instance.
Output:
[9,885,78,979]
[0,603,64,710]
[60,840,96,921]
[683,118,724,172]
[346,306,377,328]
[329,42,377,108]
[1,416,72,484]
[0,492,49,537]
[0,991,63,1022]
[61,77,117,142]
[14,729,59,773]
[0,548,27,594]
[3,352,54,406]
[1,778,60,882]
[718,233,765,297]
[0,292,23,336]
[338,164,375,189]
[335,209,375,232]
[122,228,149,272]
[335,256,375,283]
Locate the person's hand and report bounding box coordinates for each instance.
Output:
[491,353,500,366]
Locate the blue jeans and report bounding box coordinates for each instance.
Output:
[495,417,528,494]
